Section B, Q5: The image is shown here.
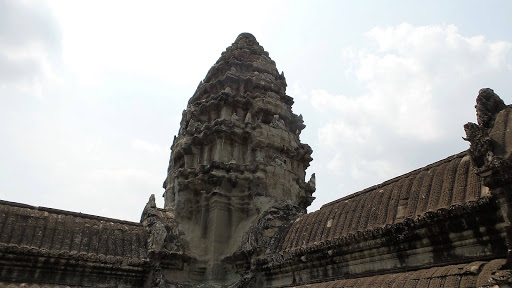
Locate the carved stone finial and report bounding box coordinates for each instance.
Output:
[272,155,286,167]
[464,88,512,188]
[475,88,506,128]
[308,173,316,189]
[187,119,196,133]
[245,112,252,124]
[141,194,158,223]
[280,71,286,82]
[463,122,493,168]
[464,89,507,169]
[270,115,286,129]
[255,149,264,162]
[236,32,257,41]
[223,86,233,96]
[231,112,239,123]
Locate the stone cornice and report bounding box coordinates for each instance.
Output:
[265,196,500,270]
[0,242,148,268]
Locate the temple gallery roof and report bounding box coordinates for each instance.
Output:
[282,151,482,251]
[0,199,147,265]
[290,259,506,288]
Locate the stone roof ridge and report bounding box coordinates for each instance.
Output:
[321,150,470,208]
[0,199,142,226]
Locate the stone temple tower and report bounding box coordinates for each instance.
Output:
[162,33,314,283]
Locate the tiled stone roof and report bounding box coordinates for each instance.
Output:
[282,151,483,251]
[290,259,505,288]
[0,200,148,264]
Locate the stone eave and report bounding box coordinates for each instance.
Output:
[285,259,506,288]
[264,196,504,271]
[0,242,147,268]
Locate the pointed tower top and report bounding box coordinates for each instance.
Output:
[230,32,261,51]
[229,32,262,51]
[162,33,314,278]
[188,33,286,105]
[235,32,257,42]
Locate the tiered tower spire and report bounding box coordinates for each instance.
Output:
[162,33,314,282]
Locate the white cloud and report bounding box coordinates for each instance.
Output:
[92,167,154,182]
[309,23,512,201]
[48,0,288,86]
[131,138,168,155]
[319,118,373,147]
[0,1,62,98]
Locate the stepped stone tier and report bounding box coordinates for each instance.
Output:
[1,33,512,288]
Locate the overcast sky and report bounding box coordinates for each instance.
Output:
[1,0,511,222]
